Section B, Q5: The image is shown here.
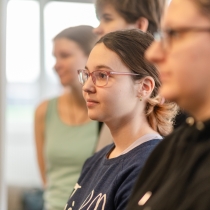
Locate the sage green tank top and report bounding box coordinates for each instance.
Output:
[44,98,98,210]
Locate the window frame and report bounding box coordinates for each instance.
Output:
[0,0,7,209]
[39,0,95,100]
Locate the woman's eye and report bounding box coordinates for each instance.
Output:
[84,72,89,79]
[60,53,72,58]
[104,17,112,22]
[168,30,180,39]
[102,14,113,23]
[97,72,107,80]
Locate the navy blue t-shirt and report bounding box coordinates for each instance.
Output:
[64,139,160,210]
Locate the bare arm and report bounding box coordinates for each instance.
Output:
[34,100,48,187]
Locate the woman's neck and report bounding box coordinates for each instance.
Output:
[190,98,210,122]
[65,85,86,108]
[106,114,158,158]
[59,85,89,125]
[183,92,210,122]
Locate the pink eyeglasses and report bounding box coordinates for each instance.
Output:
[77,69,140,87]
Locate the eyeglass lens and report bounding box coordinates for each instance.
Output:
[78,70,109,87]
[94,71,108,86]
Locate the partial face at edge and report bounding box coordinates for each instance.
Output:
[93,4,137,39]
[145,0,210,110]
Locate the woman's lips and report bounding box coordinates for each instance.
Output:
[86,99,99,108]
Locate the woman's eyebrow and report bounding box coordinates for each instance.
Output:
[85,65,113,71]
[102,13,112,18]
[97,65,113,70]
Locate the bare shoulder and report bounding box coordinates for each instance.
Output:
[34,100,49,144]
[35,95,62,120]
[35,100,49,121]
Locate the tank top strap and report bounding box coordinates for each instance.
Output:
[46,97,60,124]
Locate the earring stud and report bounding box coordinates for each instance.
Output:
[139,96,142,101]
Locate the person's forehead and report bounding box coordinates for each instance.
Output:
[161,0,203,28]
[98,4,119,16]
[87,43,124,70]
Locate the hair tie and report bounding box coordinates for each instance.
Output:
[160,97,165,105]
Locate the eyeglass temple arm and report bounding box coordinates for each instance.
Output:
[109,72,140,76]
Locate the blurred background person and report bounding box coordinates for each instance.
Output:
[93,0,187,129]
[34,25,111,210]
[126,0,210,209]
[94,0,165,37]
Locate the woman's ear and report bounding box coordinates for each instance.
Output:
[135,17,149,32]
[136,76,155,99]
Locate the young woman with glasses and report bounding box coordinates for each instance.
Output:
[63,29,177,210]
[126,0,210,209]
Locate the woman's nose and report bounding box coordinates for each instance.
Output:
[93,23,104,37]
[145,41,165,65]
[54,59,61,72]
[82,75,96,93]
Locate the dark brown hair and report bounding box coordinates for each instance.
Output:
[53,25,97,56]
[95,0,166,35]
[97,29,177,136]
[192,0,210,19]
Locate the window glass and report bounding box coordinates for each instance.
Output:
[6,0,41,186]
[5,0,99,188]
[6,0,40,83]
[44,2,99,82]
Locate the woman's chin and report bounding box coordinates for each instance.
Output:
[60,77,78,87]
[88,111,103,122]
[88,116,101,122]
[60,80,70,87]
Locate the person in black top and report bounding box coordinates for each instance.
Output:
[126,0,210,209]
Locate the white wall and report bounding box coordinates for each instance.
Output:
[0,0,7,208]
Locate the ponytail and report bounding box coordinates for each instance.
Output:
[146,95,178,136]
